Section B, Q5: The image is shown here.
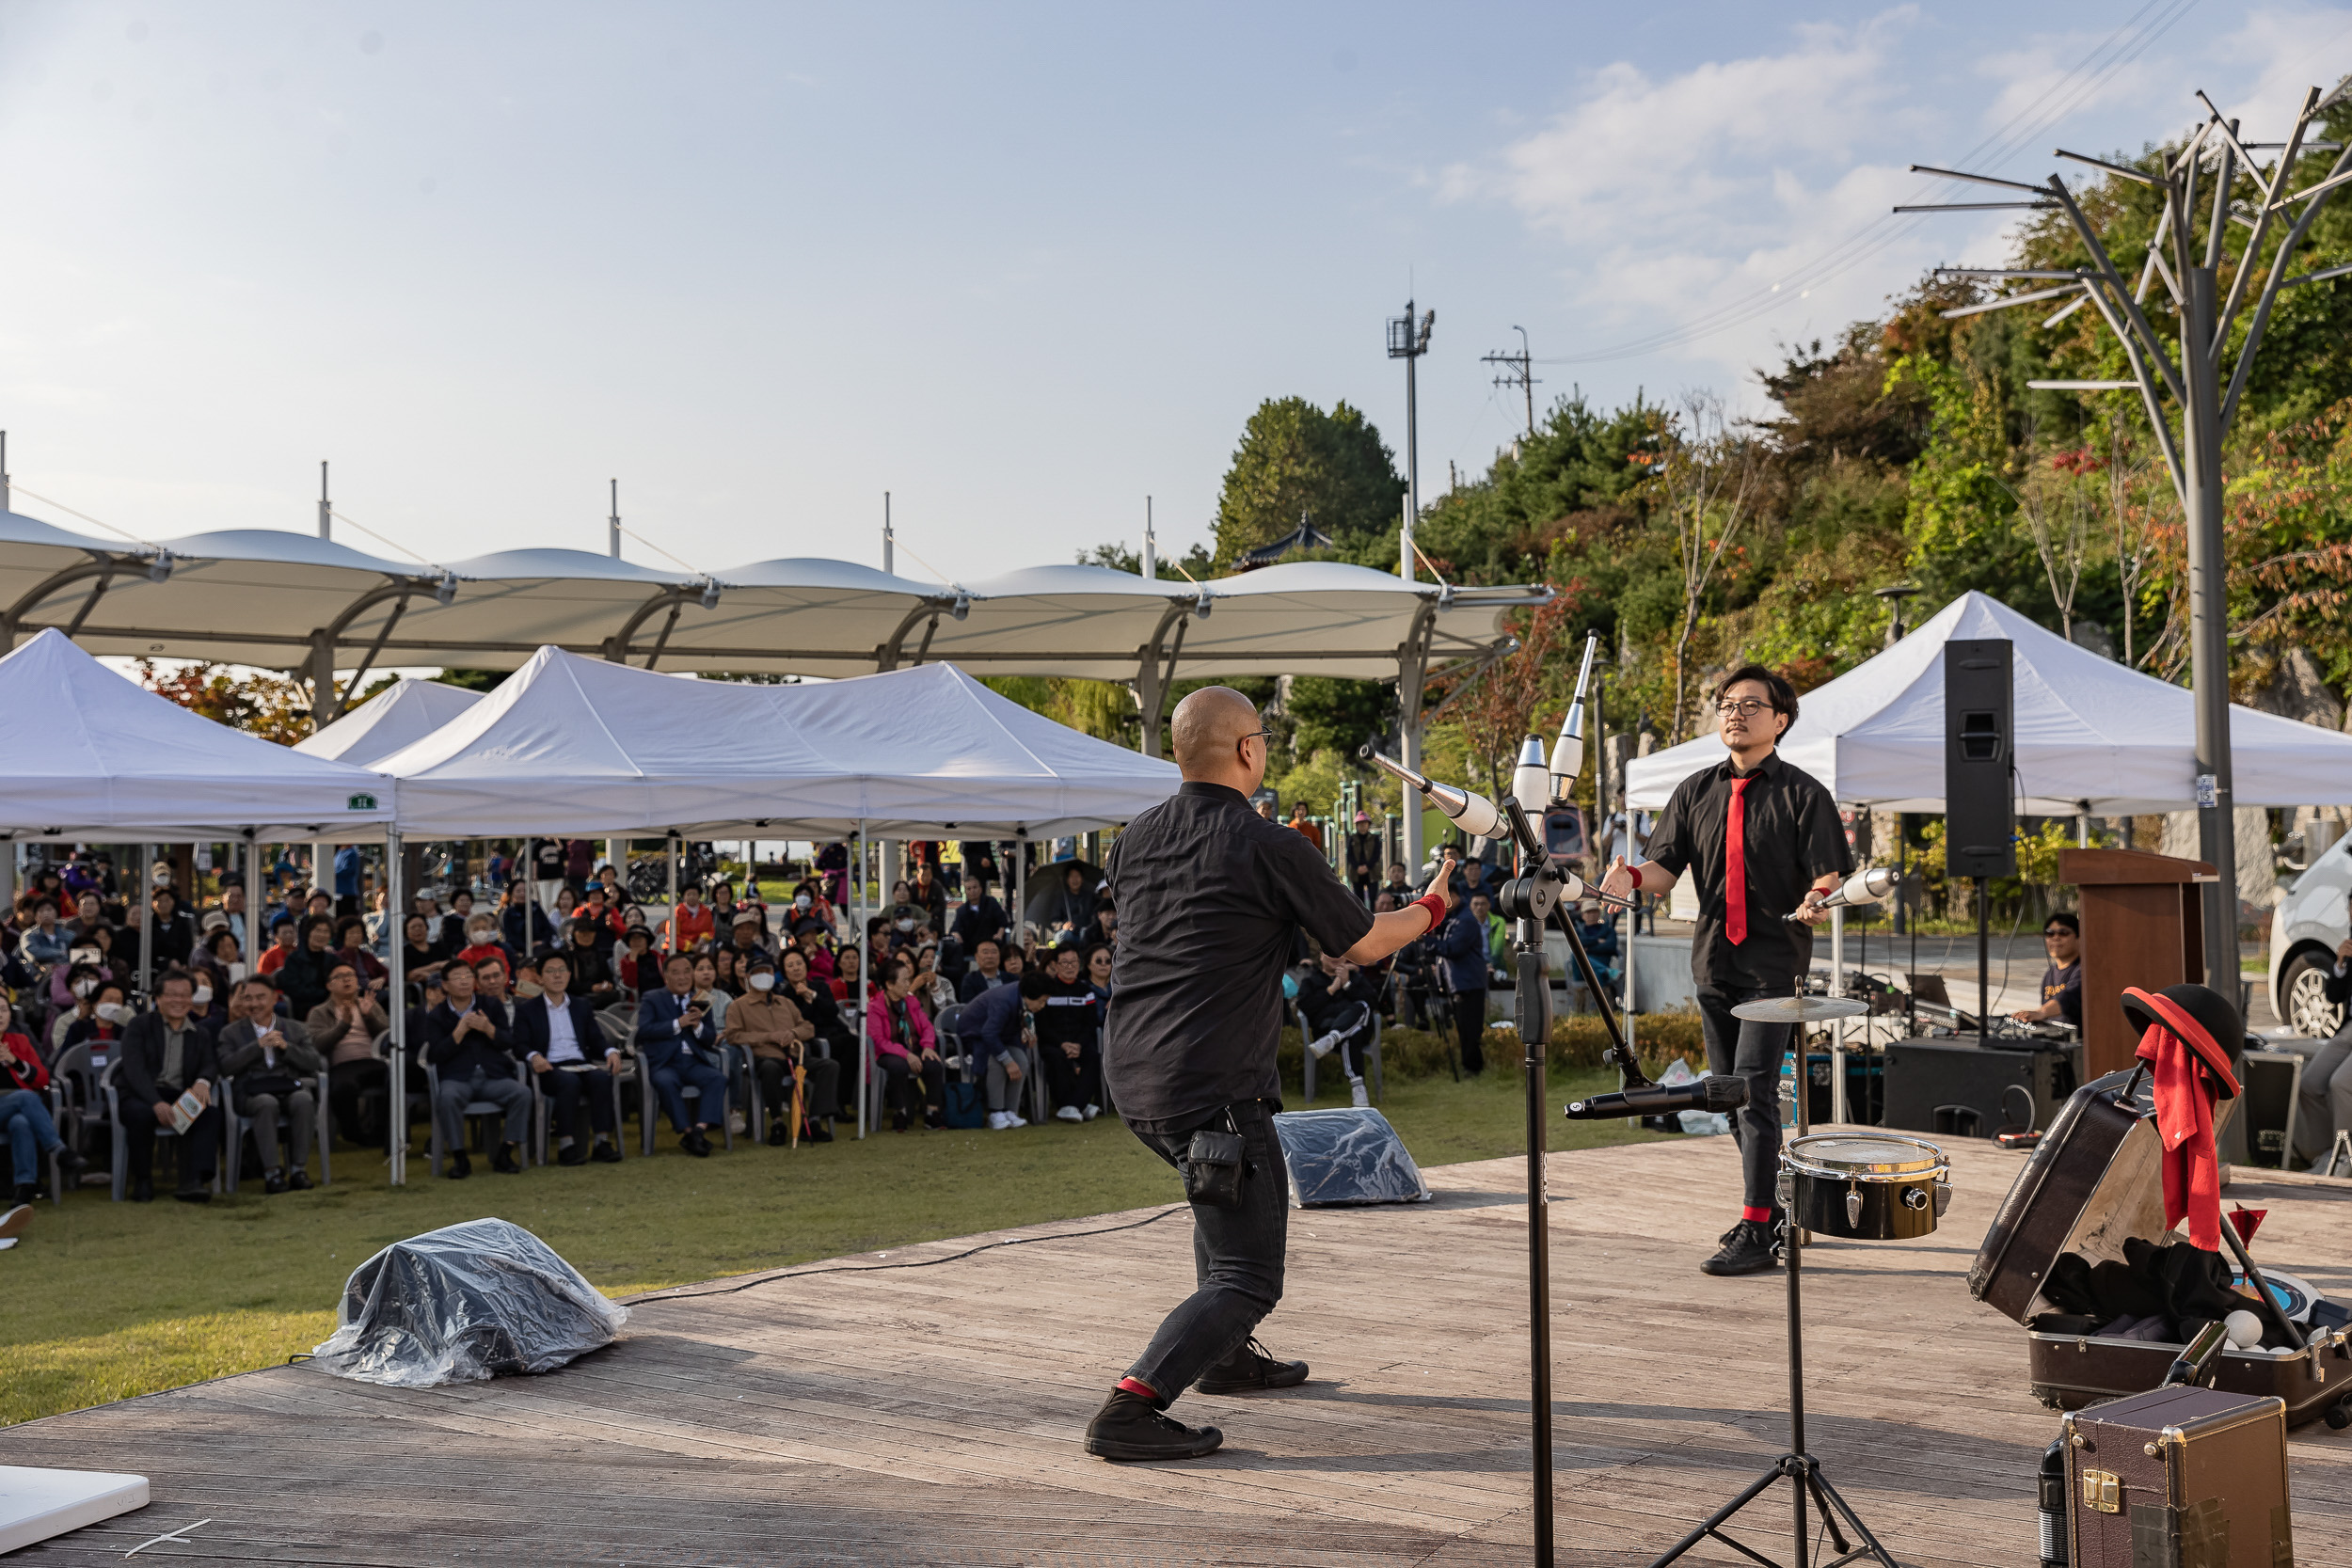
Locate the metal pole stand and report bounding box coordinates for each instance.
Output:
[1646,1207,1899,1568]
[1514,914,1555,1566]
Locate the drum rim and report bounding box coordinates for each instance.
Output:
[1782,1132,1949,1180]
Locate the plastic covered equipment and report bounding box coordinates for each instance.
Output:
[1272,1107,1432,1207]
[308,1218,628,1387]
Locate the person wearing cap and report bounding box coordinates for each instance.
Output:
[726,908,772,964]
[726,955,837,1144]
[560,917,618,1002]
[1344,812,1381,905]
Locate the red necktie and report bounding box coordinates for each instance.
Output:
[1725,777,1751,946]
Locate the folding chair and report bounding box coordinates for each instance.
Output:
[219,1065,331,1193]
[44,1042,107,1206]
[423,1056,532,1177]
[638,1049,733,1154]
[100,1060,220,1201]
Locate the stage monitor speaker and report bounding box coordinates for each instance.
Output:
[1946,638,2015,878]
[1882,1038,2076,1140]
[1272,1108,1432,1206]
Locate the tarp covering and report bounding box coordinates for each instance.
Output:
[308,1218,627,1388]
[1624,591,2352,814]
[294,677,482,768]
[0,628,397,840]
[375,644,1181,838]
[1272,1108,1433,1206]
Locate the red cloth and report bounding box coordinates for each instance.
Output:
[2,1033,48,1093]
[2130,992,2239,1252]
[1725,777,1752,945]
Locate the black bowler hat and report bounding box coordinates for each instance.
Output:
[2122,983,2242,1098]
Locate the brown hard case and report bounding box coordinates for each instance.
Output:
[2061,1385,2291,1567]
[1971,1072,2352,1426]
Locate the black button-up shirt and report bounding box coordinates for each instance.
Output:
[1644,751,1851,994]
[1104,781,1375,1131]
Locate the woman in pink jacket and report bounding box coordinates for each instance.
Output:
[864,955,944,1132]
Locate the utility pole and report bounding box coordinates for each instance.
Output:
[1388,297,1434,581]
[318,461,330,539]
[1905,81,2352,993]
[1483,325,1539,436]
[882,491,894,574]
[1142,497,1156,580]
[609,480,621,558]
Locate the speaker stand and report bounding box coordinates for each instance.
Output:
[1645,1222,1900,1568]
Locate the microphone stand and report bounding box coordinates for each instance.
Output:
[1490,794,1645,1568]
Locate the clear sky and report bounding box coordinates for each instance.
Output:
[1,2,2344,587]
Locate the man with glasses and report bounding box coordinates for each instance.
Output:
[1599,664,1850,1277]
[2011,911,2083,1032]
[1085,687,1460,1463]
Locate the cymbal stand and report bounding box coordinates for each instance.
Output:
[1646,1206,1899,1568]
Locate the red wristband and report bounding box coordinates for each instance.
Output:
[1629,865,1645,891]
[1411,892,1448,931]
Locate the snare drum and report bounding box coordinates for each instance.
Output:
[1780,1133,1950,1241]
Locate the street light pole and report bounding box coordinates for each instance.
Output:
[1388,299,1435,581]
[1905,81,2352,992]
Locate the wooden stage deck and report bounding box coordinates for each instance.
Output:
[3,1131,2346,1565]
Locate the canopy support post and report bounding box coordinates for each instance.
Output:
[855,818,868,1140]
[387,826,406,1185]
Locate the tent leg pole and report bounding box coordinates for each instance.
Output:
[387,827,405,1187]
[138,842,152,1001]
[856,819,867,1141]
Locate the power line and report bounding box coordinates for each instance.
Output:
[1482,325,1540,435]
[1542,0,2201,366]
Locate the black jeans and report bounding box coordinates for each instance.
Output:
[1041,1037,1103,1112]
[1123,1099,1289,1404]
[1695,985,1794,1212]
[1452,990,1488,1075]
[537,1064,616,1138]
[328,1056,389,1148]
[125,1101,222,1192]
[878,1053,944,1125]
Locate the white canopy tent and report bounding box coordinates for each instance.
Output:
[294,677,482,768]
[1625,591,2352,815]
[373,644,1182,1145]
[373,645,1180,838]
[0,629,397,841]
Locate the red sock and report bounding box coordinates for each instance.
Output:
[1117,1376,1159,1402]
[1740,1205,1772,1224]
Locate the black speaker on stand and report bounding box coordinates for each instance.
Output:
[1946,640,2015,1045]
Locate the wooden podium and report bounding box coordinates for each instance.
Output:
[2058,847,2214,1078]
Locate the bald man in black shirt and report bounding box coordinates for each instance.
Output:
[1084,686,1459,1464]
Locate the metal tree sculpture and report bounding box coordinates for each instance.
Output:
[1900,81,2351,989]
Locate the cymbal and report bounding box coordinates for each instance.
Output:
[1731,994,1870,1023]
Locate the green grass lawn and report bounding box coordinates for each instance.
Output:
[0,1064,1652,1427]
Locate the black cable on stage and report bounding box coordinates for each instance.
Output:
[624,1205,1187,1306]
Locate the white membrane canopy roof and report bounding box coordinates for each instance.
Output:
[376,645,1179,839]
[0,520,1544,697]
[1624,591,2352,816]
[0,629,396,841]
[294,677,483,768]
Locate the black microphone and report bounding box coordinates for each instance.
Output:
[1564,1075,1749,1121]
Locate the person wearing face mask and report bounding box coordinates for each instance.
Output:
[727,955,838,1145]
[118,970,223,1203]
[308,958,392,1148]
[1,997,87,1203]
[787,879,835,933]
[513,951,623,1165]
[59,974,131,1063]
[217,974,325,1193]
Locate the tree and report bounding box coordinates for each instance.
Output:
[1657,393,1759,743]
[2001,442,2096,642]
[1285,677,1391,763]
[1211,398,1403,567]
[135,660,311,745]
[1078,540,1215,580]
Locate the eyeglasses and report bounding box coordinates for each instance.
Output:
[1715,698,1774,718]
[1237,727,1273,746]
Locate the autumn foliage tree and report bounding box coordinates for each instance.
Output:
[135,660,312,746]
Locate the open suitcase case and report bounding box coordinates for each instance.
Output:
[1970,1068,2352,1427]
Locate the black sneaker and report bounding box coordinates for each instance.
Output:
[1701,1219,1780,1276]
[1083,1391,1223,1462]
[1195,1338,1310,1395]
[589,1140,623,1164]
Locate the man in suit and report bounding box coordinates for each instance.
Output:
[514,950,623,1165]
[216,974,326,1193]
[424,958,528,1180]
[958,936,1012,1004]
[116,970,221,1202]
[635,951,729,1157]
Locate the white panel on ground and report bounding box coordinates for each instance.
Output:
[0,1465,149,1553]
